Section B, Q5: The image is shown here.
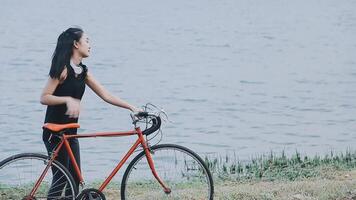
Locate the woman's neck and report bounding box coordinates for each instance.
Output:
[71,54,82,65]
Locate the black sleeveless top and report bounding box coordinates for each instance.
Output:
[43,63,88,136]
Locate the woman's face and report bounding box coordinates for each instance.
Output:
[75,33,91,58]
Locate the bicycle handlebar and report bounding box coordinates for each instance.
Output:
[131,112,162,136]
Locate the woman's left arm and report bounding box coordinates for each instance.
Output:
[85,72,139,112]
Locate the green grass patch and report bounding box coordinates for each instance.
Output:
[205,149,356,181]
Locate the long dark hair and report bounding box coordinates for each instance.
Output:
[49,27,84,79]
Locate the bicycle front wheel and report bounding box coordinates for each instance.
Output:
[0,153,78,200]
[121,144,214,200]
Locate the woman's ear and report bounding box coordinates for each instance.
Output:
[73,40,79,49]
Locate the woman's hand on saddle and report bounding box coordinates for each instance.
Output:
[65,97,81,118]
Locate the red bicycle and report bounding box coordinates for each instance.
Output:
[0,106,214,199]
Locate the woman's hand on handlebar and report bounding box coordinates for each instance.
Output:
[129,105,143,113]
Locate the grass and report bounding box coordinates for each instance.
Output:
[96,150,356,199]
[201,150,356,200]
[93,169,356,200]
[1,150,355,199]
[212,170,356,200]
[205,149,356,181]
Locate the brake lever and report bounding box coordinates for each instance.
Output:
[130,113,140,125]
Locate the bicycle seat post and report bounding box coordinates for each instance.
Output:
[47,130,66,161]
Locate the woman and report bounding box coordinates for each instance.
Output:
[40,27,140,197]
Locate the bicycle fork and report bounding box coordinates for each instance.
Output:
[139,131,172,194]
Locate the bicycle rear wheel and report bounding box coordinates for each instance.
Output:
[0,153,78,200]
[121,144,214,200]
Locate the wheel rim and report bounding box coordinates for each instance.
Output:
[0,154,76,200]
[123,145,213,200]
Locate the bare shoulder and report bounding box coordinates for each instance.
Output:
[59,66,68,84]
[86,71,93,77]
[85,71,94,82]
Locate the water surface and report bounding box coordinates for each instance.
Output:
[0,0,355,180]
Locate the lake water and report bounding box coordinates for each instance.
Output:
[0,0,355,180]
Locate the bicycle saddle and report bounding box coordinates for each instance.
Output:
[43,123,80,132]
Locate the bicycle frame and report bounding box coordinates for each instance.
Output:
[29,126,171,198]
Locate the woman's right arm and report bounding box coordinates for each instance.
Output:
[40,77,69,105]
[40,68,80,118]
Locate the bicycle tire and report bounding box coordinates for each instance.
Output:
[121,144,214,200]
[0,153,78,200]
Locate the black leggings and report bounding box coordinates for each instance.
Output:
[43,130,81,199]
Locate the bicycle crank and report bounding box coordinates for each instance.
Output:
[76,188,106,200]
